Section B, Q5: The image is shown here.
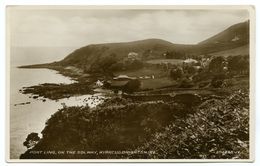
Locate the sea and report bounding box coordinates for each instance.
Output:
[9,47,104,159]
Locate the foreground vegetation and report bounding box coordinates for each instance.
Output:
[20,89,249,159]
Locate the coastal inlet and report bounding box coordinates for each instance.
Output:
[10,67,108,159]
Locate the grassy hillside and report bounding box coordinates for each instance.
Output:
[57,21,249,70]
[59,39,193,69]
[196,20,249,54]
[199,21,249,45]
[209,44,249,57]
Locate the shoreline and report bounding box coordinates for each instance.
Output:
[16,59,250,159]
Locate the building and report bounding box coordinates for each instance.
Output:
[183,58,198,64]
[127,52,140,60]
[110,80,129,89]
[95,80,104,87]
[113,75,136,81]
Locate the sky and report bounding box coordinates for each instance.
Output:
[8,7,249,48]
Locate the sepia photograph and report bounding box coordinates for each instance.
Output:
[6,5,255,162]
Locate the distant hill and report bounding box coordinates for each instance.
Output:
[199,21,249,45]
[60,38,193,68]
[196,20,249,54]
[39,20,250,70]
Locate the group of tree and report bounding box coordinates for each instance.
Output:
[208,56,226,73]
[164,50,186,59]
[89,53,144,73]
[122,79,141,93]
[227,55,249,74]
[208,55,249,75]
[170,67,183,80]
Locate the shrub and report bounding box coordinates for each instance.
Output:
[23,132,40,149]
[136,91,249,159]
[211,73,226,88]
[123,79,141,93]
[178,78,194,88]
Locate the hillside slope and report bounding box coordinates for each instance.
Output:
[37,20,250,70]
[209,44,249,57]
[196,20,249,54]
[60,38,193,68]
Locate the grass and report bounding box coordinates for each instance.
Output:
[114,67,166,78]
[209,44,249,57]
[141,77,177,90]
[146,59,184,65]
[114,67,175,90]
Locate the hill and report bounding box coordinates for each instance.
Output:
[196,20,249,54]
[21,20,249,71]
[209,44,249,57]
[199,21,249,45]
[59,39,193,69]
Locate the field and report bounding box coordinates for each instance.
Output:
[141,77,177,90]
[114,67,166,78]
[209,44,249,57]
[114,67,176,90]
[146,59,184,65]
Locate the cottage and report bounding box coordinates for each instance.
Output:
[95,80,104,87]
[184,58,198,64]
[201,58,211,68]
[128,52,140,60]
[231,35,240,42]
[113,75,136,81]
[110,80,129,88]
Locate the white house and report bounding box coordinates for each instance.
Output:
[95,80,104,87]
[128,52,139,60]
[184,58,198,64]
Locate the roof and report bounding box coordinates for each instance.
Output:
[110,80,129,87]
[128,52,138,56]
[113,75,136,80]
[184,58,198,64]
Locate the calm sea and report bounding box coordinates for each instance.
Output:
[9,47,103,159]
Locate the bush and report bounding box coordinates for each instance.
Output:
[170,67,183,80]
[23,132,40,149]
[178,78,194,88]
[136,91,249,159]
[211,73,226,88]
[209,56,225,73]
[123,79,141,93]
[21,101,187,159]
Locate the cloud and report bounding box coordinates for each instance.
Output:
[8,8,249,47]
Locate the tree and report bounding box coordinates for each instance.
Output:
[23,132,40,149]
[186,65,196,75]
[227,55,249,74]
[99,53,118,71]
[109,62,125,71]
[165,50,185,59]
[89,54,118,73]
[178,78,194,88]
[142,49,152,60]
[211,73,226,88]
[123,79,141,93]
[170,67,183,80]
[131,60,143,70]
[209,56,225,73]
